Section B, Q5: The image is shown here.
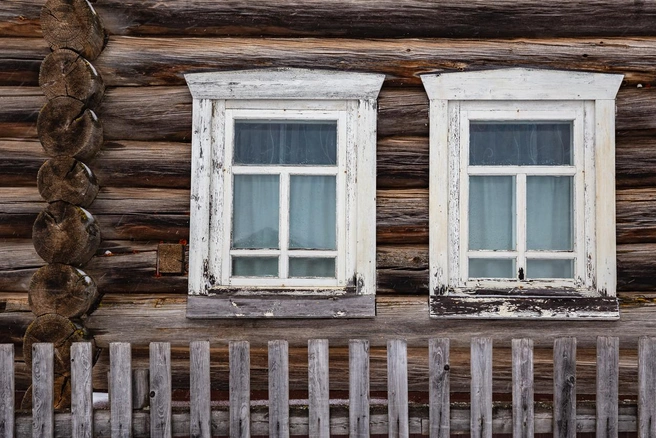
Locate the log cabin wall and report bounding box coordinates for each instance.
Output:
[2,0,656,398]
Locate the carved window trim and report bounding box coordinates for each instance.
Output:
[185,68,384,318]
[422,68,623,319]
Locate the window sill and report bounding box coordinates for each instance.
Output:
[429,295,619,320]
[187,292,375,319]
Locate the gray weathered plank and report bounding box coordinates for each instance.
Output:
[349,339,369,438]
[429,338,449,438]
[596,336,619,438]
[268,340,289,438]
[150,343,172,438]
[639,337,656,438]
[229,341,250,438]
[0,344,14,438]
[110,342,132,438]
[190,341,211,438]
[132,369,149,410]
[71,343,93,438]
[308,339,329,438]
[512,339,534,438]
[471,338,492,438]
[553,337,576,438]
[387,339,409,438]
[32,343,54,438]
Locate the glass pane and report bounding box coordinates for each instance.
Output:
[527,176,573,250]
[232,174,279,249]
[469,176,516,250]
[232,257,278,277]
[289,175,336,250]
[234,121,337,165]
[470,122,572,166]
[469,258,516,279]
[289,258,336,278]
[527,259,574,279]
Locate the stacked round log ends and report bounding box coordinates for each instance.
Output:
[41,0,107,61]
[32,200,101,266]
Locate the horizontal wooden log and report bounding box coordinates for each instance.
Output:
[5,0,656,39]
[3,86,655,144]
[5,404,644,436]
[2,37,656,89]
[2,134,656,190]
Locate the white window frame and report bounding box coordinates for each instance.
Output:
[185,68,384,318]
[421,68,623,319]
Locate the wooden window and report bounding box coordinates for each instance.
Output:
[422,68,623,319]
[185,69,384,318]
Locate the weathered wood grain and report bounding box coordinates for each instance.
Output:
[471,338,492,438]
[229,341,249,438]
[553,338,576,438]
[349,339,369,438]
[109,343,132,438]
[31,343,54,438]
[597,337,619,438]
[32,201,101,266]
[37,158,99,207]
[23,315,88,376]
[387,339,409,438]
[131,369,149,411]
[638,337,656,438]
[0,344,14,438]
[268,340,289,438]
[70,343,93,438]
[5,0,656,38]
[39,49,104,108]
[3,85,656,142]
[36,97,103,161]
[512,339,534,438]
[189,341,211,438]
[308,339,329,438]
[41,0,106,61]
[429,338,449,438]
[28,264,97,318]
[150,342,172,438]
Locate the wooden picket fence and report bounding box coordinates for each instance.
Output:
[1,337,656,437]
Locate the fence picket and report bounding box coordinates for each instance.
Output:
[597,337,619,438]
[512,339,534,438]
[471,337,492,438]
[31,343,54,438]
[429,338,450,438]
[71,343,93,438]
[308,339,330,438]
[150,343,172,438]
[229,341,250,438]
[553,337,576,438]
[387,340,409,438]
[110,343,132,438]
[349,340,369,438]
[0,344,14,438]
[268,341,289,438]
[190,341,211,438]
[639,337,656,438]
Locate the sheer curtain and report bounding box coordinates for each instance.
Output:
[231,121,337,278]
[468,122,573,279]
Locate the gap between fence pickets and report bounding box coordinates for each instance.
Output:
[2,337,656,437]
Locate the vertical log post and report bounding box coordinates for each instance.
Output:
[429,338,450,438]
[349,340,369,438]
[190,341,211,438]
[639,337,656,438]
[554,338,577,438]
[110,343,132,438]
[71,343,93,438]
[512,339,534,438]
[149,343,172,438]
[229,341,250,438]
[596,337,619,438]
[32,343,54,438]
[268,340,289,438]
[308,339,330,438]
[471,338,493,438]
[387,339,409,438]
[0,344,14,438]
